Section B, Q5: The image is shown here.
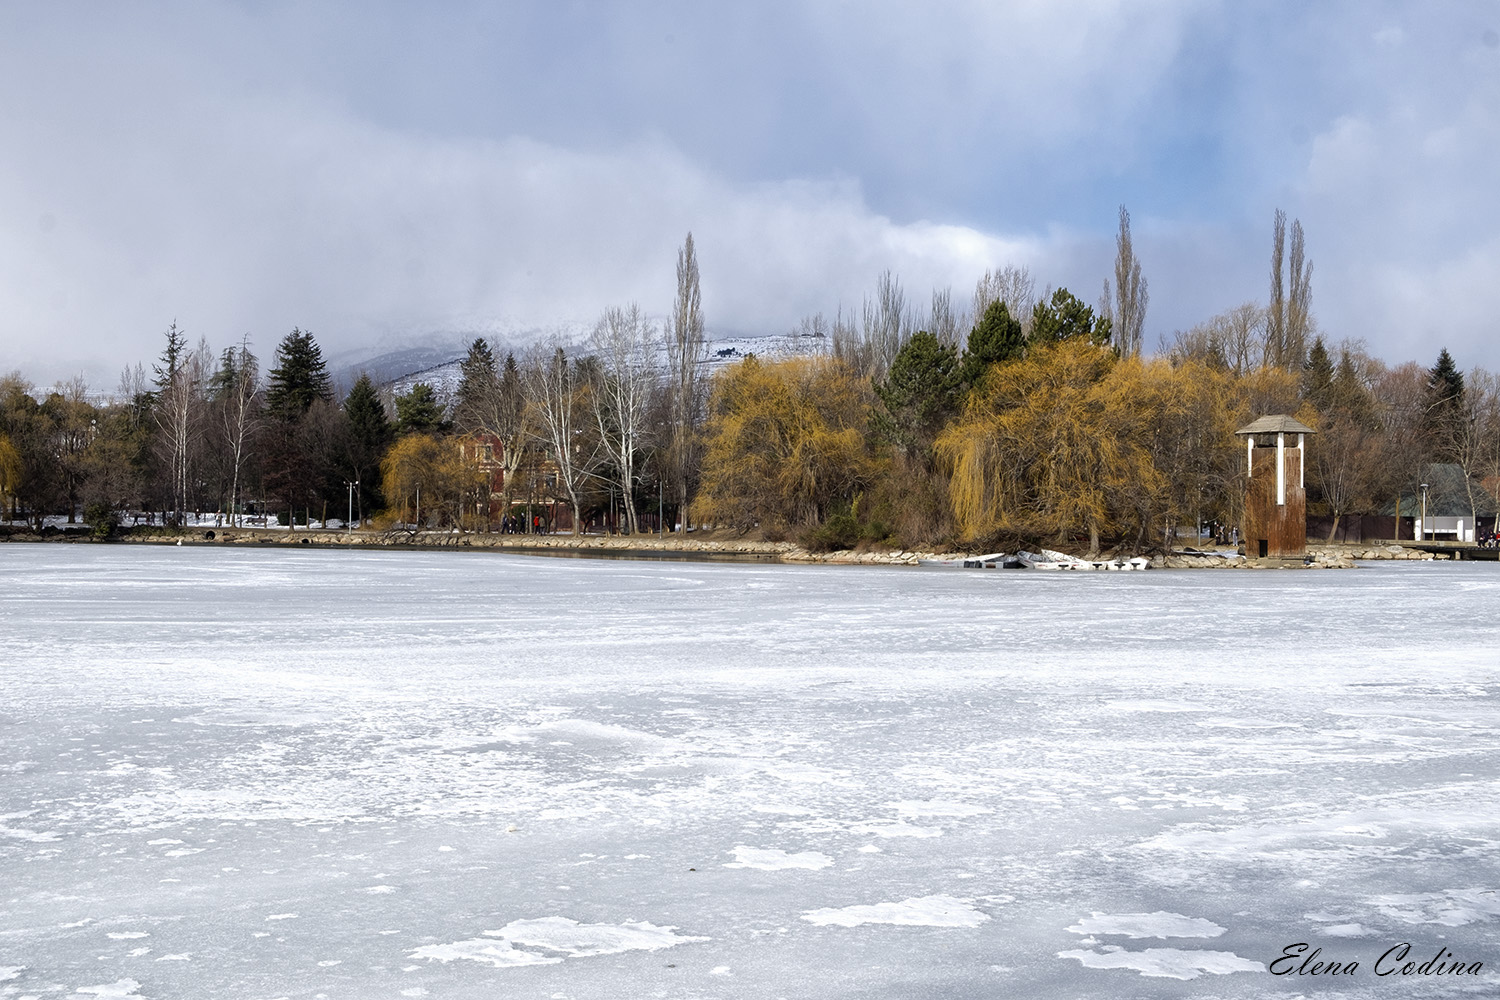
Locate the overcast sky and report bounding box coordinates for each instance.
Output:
[2,1,1497,388]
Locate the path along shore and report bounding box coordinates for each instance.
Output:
[0,526,1438,568]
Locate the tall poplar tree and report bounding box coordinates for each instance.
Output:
[1105,205,1148,356]
[665,233,707,531]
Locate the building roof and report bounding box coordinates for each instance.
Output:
[1379,463,1500,517]
[1235,414,1316,436]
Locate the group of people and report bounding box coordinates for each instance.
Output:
[498,514,548,534]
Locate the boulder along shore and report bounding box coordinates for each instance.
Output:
[18,527,1438,568]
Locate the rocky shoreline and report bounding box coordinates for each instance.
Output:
[0,525,1450,569]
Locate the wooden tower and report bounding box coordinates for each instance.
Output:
[1236,415,1315,561]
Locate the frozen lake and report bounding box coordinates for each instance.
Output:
[2,545,1498,999]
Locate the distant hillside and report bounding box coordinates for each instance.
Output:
[362,329,829,403]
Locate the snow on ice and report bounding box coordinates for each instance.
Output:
[1055,945,1264,980]
[1065,911,1226,939]
[801,895,990,928]
[723,846,833,871]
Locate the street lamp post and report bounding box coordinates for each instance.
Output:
[1419,482,1429,541]
[346,480,358,533]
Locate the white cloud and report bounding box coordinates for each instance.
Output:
[0,84,1036,386]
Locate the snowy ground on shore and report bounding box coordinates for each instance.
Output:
[2,546,1498,999]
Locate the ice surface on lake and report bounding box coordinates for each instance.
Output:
[2,546,1498,998]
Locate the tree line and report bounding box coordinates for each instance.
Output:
[3,213,1497,551]
[0,234,710,538]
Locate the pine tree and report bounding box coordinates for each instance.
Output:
[152,321,187,394]
[959,299,1026,388]
[150,322,198,523]
[344,374,391,451]
[1029,287,1112,348]
[265,329,333,422]
[453,338,498,434]
[1424,348,1466,459]
[395,383,445,435]
[1330,350,1374,427]
[1302,337,1334,410]
[874,330,960,461]
[342,373,391,519]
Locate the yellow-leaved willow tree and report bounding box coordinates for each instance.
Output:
[938,340,1245,554]
[380,432,488,529]
[693,355,876,532]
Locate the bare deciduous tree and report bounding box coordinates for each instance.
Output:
[973,265,1035,336]
[1369,361,1430,529]
[523,342,590,535]
[854,270,914,381]
[830,304,866,373]
[454,340,531,524]
[1311,414,1378,541]
[588,304,654,534]
[152,325,210,524]
[790,312,831,353]
[1222,303,1265,375]
[1446,367,1499,533]
[926,286,965,347]
[1166,303,1263,375]
[215,339,259,527]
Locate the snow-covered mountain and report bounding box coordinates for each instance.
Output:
[365,329,830,401]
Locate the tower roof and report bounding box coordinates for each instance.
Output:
[1235,414,1316,436]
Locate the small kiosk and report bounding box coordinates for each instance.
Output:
[1236,414,1315,562]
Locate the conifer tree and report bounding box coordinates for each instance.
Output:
[453,338,498,434]
[342,373,390,520]
[150,322,202,523]
[344,374,390,449]
[1424,348,1466,460]
[1029,287,1112,348]
[1330,350,1374,427]
[265,329,332,422]
[262,329,333,525]
[1302,337,1334,410]
[874,330,959,462]
[395,383,445,435]
[958,300,1026,388]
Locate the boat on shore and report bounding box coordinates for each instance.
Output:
[921,550,1150,571]
[1172,546,1244,561]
